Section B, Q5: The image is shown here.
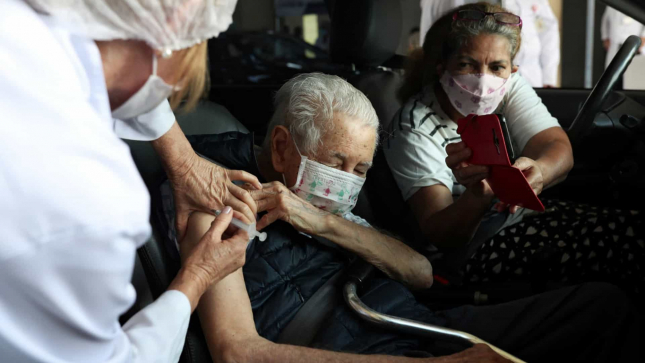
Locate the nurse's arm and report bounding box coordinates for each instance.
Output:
[521,126,573,189]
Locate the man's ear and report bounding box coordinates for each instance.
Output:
[271,125,291,173]
[512,64,519,73]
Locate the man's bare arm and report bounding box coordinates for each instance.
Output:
[250,182,434,290]
[186,213,509,363]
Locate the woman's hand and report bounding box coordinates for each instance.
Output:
[247,182,330,235]
[513,157,545,196]
[169,154,262,239]
[445,142,494,199]
[170,207,249,311]
[494,156,545,214]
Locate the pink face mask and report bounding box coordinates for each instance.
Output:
[439,72,509,116]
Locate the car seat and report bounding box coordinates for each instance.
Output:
[123,101,248,363]
[328,0,425,247]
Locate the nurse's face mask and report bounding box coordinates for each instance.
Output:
[283,138,366,216]
[112,53,176,120]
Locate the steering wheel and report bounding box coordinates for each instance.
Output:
[567,35,642,146]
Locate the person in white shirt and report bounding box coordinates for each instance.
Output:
[388,2,572,273]
[601,7,645,68]
[387,2,645,299]
[0,0,262,362]
[419,0,560,87]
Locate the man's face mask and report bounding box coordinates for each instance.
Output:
[284,139,366,216]
[439,71,509,116]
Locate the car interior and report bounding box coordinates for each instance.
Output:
[121,0,645,361]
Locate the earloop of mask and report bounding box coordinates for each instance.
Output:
[284,135,307,189]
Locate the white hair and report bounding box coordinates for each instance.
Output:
[263,73,379,156]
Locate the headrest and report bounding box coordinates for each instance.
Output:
[329,0,402,67]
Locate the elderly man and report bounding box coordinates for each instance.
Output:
[170,73,642,362]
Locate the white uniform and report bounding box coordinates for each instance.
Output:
[0,1,188,362]
[419,0,560,87]
[601,7,645,68]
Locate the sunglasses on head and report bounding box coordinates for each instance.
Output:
[452,9,523,28]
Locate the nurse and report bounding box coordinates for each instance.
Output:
[601,7,645,68]
[0,0,260,362]
[419,0,560,87]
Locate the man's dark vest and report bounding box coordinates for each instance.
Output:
[187,132,351,341]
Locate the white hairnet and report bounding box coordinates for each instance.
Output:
[25,0,238,51]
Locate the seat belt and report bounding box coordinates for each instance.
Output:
[276,265,346,347]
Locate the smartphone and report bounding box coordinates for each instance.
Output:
[496,114,515,164]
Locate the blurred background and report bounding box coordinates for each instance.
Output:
[207,0,645,134]
[225,0,645,87]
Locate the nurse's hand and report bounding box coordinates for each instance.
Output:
[169,154,262,239]
[171,207,248,311]
[445,142,493,199]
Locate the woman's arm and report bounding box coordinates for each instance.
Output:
[521,126,573,190]
[408,182,493,250]
[250,183,434,290]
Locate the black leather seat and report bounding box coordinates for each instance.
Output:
[329,0,424,246]
[123,101,249,363]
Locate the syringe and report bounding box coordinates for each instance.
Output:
[212,210,267,242]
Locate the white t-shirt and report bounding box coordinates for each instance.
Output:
[0,1,187,362]
[384,73,561,202]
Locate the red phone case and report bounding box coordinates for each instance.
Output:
[457,114,545,212]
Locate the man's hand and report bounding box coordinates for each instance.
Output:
[170,207,249,311]
[445,142,494,199]
[247,181,330,234]
[169,154,262,239]
[434,345,513,363]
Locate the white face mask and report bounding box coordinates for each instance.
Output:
[439,72,509,116]
[284,141,366,216]
[111,54,175,120]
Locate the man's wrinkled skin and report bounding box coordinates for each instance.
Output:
[151,122,262,239]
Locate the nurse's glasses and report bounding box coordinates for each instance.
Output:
[452,10,523,28]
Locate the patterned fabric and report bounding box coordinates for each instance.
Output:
[439,72,508,116]
[465,199,645,300]
[289,154,366,216]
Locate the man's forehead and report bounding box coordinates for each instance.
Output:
[327,150,373,167]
